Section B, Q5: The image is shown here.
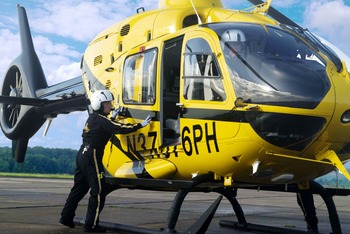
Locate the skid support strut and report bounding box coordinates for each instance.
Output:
[214,187,246,225]
[164,173,220,233]
[308,180,341,234]
[165,188,190,233]
[164,188,223,233]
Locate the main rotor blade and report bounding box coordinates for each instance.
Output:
[247,0,301,28]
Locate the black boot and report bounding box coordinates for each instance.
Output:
[59,218,75,228]
[307,223,319,233]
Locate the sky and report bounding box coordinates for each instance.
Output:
[0,0,350,150]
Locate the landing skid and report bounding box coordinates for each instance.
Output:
[216,180,344,234]
[74,195,222,233]
[220,220,314,234]
[74,174,222,233]
[73,177,346,234]
[74,218,161,233]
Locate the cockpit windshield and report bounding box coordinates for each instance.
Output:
[206,23,331,109]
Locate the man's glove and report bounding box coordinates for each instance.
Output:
[111,107,120,119]
[141,115,151,127]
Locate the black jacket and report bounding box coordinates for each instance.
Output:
[82,112,142,150]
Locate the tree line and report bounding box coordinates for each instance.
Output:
[315,172,350,189]
[0,146,77,175]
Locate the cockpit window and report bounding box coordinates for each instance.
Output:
[206,23,330,109]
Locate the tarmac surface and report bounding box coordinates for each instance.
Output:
[0,177,350,234]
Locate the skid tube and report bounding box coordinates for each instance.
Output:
[73,176,346,233]
[216,180,344,234]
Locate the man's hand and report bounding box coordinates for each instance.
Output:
[141,115,152,127]
[111,107,120,119]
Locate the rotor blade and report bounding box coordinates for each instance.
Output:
[247,0,301,28]
[0,95,49,106]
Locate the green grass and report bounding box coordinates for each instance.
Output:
[0,172,73,179]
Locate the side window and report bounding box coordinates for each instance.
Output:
[123,49,157,104]
[183,38,225,101]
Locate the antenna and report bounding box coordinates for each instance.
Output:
[189,0,202,25]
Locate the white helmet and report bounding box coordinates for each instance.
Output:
[222,29,246,42]
[222,29,246,54]
[90,90,114,111]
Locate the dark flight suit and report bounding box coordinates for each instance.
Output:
[297,190,319,232]
[60,112,142,230]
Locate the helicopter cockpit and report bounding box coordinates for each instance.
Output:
[208,23,333,109]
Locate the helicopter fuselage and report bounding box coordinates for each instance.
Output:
[81,0,350,186]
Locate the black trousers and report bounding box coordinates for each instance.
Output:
[61,145,108,228]
[297,190,318,229]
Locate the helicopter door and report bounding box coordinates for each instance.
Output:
[161,36,184,146]
[179,34,227,157]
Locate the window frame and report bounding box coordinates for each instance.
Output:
[122,48,158,105]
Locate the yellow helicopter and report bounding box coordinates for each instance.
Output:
[1,0,350,233]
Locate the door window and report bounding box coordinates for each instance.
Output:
[183,38,225,101]
[123,49,157,104]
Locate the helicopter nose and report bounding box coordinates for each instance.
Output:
[246,112,326,152]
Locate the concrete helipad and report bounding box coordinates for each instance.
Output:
[0,177,349,233]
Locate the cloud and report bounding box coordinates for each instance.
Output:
[0,19,82,86]
[0,29,21,79]
[0,135,12,147]
[47,62,81,85]
[30,112,88,149]
[32,35,82,84]
[303,0,350,55]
